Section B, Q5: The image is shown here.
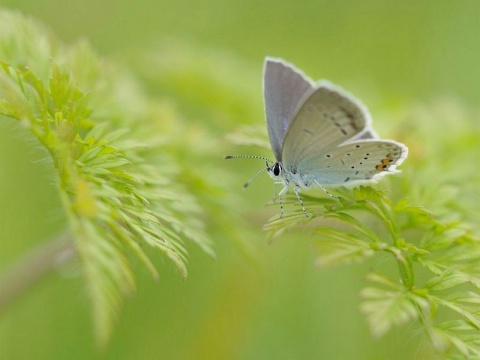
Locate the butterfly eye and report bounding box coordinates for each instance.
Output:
[273,163,282,176]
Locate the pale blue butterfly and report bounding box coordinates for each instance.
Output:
[226,57,408,216]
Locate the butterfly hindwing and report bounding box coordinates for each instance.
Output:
[281,82,374,172]
[296,140,408,185]
[264,58,315,162]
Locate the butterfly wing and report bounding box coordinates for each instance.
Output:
[297,139,408,185]
[264,57,315,161]
[281,81,375,172]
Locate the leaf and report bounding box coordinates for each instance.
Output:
[360,285,429,338]
[313,227,375,268]
[0,10,214,347]
[432,321,480,357]
[424,267,479,292]
[323,211,381,243]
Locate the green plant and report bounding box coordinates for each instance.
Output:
[0,10,213,346]
[267,187,480,357]
[228,97,480,358]
[2,8,479,359]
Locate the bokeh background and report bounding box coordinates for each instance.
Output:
[0,1,479,359]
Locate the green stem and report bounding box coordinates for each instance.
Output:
[0,231,76,315]
[375,196,415,288]
[396,255,414,288]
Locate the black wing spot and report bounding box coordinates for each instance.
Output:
[340,108,354,120]
[355,145,361,148]
[351,166,355,169]
[347,153,351,156]
[341,129,347,135]
[344,177,350,182]
[355,171,359,175]
[326,154,331,158]
[339,106,361,131]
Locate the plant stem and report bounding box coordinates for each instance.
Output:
[0,231,76,315]
[376,196,415,289]
[396,255,414,288]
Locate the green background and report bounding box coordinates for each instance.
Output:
[0,1,479,359]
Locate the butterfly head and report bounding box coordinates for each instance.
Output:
[267,161,283,180]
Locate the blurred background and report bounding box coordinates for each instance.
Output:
[0,1,479,359]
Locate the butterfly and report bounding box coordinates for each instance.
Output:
[226,57,408,216]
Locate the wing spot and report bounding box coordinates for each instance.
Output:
[360,162,363,165]
[347,153,351,156]
[355,171,359,175]
[340,108,354,120]
[376,164,389,171]
[355,145,361,148]
[339,106,361,130]
[340,159,345,165]
[344,177,350,182]
[326,154,331,158]
[351,166,355,169]
[341,129,347,135]
[364,157,368,160]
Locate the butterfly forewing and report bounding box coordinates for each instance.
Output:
[296,140,408,185]
[264,58,314,161]
[281,83,372,172]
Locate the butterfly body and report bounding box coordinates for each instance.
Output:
[227,57,408,215]
[267,161,311,191]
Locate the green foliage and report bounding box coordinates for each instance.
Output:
[229,101,480,357]
[0,10,213,346]
[1,7,479,359]
[267,190,480,358]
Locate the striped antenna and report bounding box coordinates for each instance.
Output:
[224,155,274,189]
[243,167,268,189]
[224,155,274,163]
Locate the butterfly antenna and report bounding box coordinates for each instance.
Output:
[243,167,268,189]
[224,155,274,163]
[225,155,273,189]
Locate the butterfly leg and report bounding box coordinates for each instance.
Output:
[275,183,287,217]
[313,180,339,199]
[294,186,308,217]
[279,194,284,217]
